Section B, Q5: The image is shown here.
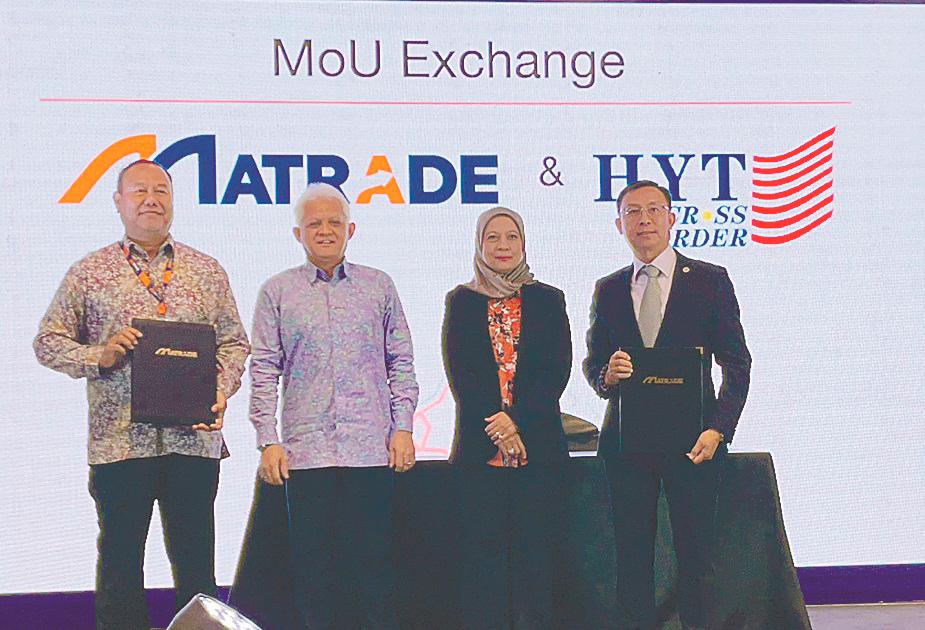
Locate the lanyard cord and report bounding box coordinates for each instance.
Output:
[121,241,174,316]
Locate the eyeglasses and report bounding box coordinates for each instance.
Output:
[620,204,670,219]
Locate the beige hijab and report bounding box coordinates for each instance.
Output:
[466,206,535,298]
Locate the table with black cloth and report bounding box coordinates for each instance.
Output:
[228,453,810,630]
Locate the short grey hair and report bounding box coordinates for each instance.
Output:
[293,183,351,225]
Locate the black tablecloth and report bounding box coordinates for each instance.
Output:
[228,453,809,629]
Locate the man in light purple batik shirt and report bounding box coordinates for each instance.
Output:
[248,182,418,630]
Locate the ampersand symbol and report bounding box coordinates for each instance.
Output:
[539,156,563,186]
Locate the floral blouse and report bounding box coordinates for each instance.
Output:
[487,294,523,466]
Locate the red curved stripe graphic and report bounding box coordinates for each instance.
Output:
[753,127,835,163]
[752,153,831,187]
[753,141,834,175]
[752,180,832,215]
[751,210,833,245]
[412,385,450,457]
[752,167,833,201]
[751,194,833,229]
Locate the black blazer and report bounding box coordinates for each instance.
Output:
[583,251,751,454]
[442,282,572,466]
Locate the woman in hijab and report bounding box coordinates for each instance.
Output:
[442,206,572,629]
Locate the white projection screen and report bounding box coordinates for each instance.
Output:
[1,1,923,594]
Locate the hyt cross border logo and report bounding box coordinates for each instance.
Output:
[594,127,836,247]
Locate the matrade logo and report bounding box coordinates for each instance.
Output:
[59,134,499,206]
[594,127,837,247]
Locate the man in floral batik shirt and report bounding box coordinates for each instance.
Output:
[34,159,250,630]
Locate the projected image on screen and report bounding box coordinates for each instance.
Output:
[1,1,922,594]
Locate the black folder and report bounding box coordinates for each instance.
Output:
[617,347,704,455]
[131,318,216,425]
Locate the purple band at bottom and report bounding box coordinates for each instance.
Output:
[1,565,924,628]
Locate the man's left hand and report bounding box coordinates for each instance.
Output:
[193,390,226,432]
[389,430,416,473]
[687,429,722,464]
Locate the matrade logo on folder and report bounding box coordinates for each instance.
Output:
[642,376,685,385]
[154,347,199,359]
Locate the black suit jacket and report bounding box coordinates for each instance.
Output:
[583,251,751,455]
[442,282,572,466]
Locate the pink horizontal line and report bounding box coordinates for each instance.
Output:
[39,97,853,107]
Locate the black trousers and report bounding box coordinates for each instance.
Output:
[285,466,397,630]
[605,448,726,629]
[456,463,567,630]
[88,454,220,630]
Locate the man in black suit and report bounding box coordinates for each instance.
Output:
[584,181,751,629]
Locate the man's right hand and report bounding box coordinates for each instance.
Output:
[259,444,290,486]
[604,350,633,386]
[99,326,143,369]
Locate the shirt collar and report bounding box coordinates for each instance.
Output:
[632,246,677,281]
[121,234,175,260]
[305,258,350,284]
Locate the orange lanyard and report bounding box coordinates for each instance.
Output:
[121,242,174,316]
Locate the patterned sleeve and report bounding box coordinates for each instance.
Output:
[382,276,419,432]
[248,283,284,447]
[211,264,250,398]
[33,264,105,379]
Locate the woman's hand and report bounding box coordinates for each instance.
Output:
[485,411,527,466]
[497,433,528,467]
[484,411,518,442]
